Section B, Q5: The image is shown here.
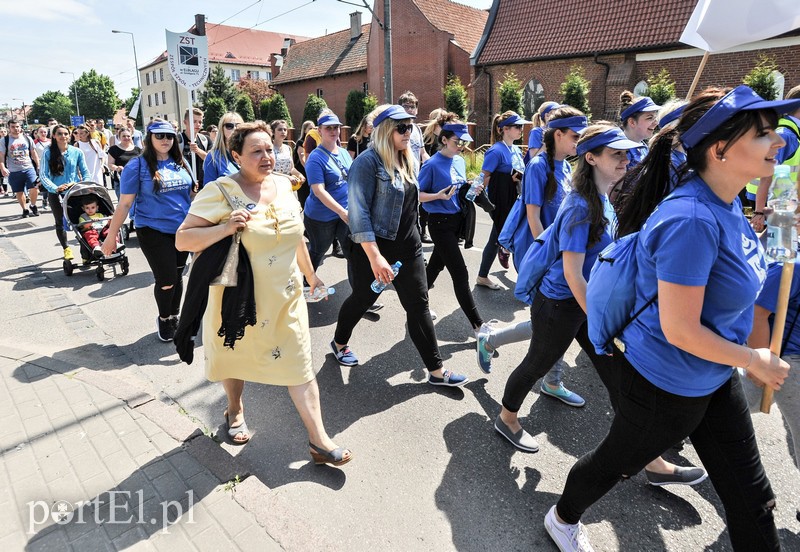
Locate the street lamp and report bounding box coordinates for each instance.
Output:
[112,30,142,93]
[11,98,28,126]
[60,71,80,116]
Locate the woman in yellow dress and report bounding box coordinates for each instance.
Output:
[176,121,351,466]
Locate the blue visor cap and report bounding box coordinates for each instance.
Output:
[540,102,560,118]
[658,104,686,128]
[146,121,176,135]
[373,105,412,127]
[497,114,530,128]
[681,85,800,150]
[620,97,661,121]
[548,115,588,133]
[317,114,342,127]
[576,128,642,156]
[441,123,473,142]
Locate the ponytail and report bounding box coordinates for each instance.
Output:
[542,128,558,201]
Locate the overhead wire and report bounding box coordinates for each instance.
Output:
[208,0,316,47]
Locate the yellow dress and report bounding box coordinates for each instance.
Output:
[188,175,314,386]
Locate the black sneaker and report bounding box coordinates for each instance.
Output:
[156,316,175,342]
[21,209,29,218]
[30,205,39,216]
[332,240,345,258]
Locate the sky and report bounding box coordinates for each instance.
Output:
[0,0,493,112]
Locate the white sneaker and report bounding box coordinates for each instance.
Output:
[544,506,594,552]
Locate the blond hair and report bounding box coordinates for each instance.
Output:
[369,104,417,185]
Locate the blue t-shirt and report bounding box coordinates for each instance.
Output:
[482,142,524,175]
[418,152,466,215]
[755,262,800,356]
[539,192,612,300]
[120,157,193,234]
[620,175,767,397]
[203,149,239,186]
[776,117,799,163]
[304,146,351,222]
[527,126,545,150]
[626,143,648,170]
[523,152,571,230]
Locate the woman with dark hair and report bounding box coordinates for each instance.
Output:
[476,110,529,290]
[108,127,142,200]
[618,90,661,169]
[270,119,305,189]
[102,120,195,342]
[75,123,107,186]
[39,124,89,261]
[175,122,351,464]
[331,104,468,387]
[545,86,796,552]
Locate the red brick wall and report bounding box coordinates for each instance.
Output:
[275,71,368,129]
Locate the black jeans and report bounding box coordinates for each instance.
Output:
[48,192,68,249]
[426,212,483,329]
[557,354,778,550]
[137,226,189,319]
[304,214,353,286]
[334,242,443,372]
[502,291,616,412]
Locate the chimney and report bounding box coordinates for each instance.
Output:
[281,38,295,58]
[350,11,362,40]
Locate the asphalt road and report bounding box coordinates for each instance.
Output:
[1,190,798,551]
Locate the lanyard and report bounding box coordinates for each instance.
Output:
[318,146,348,180]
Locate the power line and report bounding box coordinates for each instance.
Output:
[217,0,263,26]
[208,0,316,47]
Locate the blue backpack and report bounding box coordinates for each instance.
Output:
[514,217,561,305]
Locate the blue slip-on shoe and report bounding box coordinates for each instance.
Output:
[477,333,493,374]
[540,382,586,408]
[330,340,358,367]
[428,369,468,387]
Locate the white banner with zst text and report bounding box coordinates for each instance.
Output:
[165,30,209,90]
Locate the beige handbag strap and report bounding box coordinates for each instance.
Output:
[215,180,238,211]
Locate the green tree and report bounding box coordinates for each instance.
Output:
[204,97,227,132]
[235,94,255,122]
[443,74,468,119]
[498,71,523,114]
[69,69,119,119]
[364,93,378,115]
[30,90,73,124]
[199,64,239,110]
[345,90,367,129]
[646,69,676,105]
[123,87,143,127]
[744,55,779,100]
[560,65,591,117]
[302,94,328,125]
[262,94,292,126]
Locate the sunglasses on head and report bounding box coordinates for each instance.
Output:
[223,122,239,130]
[153,133,174,140]
[395,123,413,134]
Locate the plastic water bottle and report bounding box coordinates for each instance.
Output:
[765,165,797,262]
[511,152,525,174]
[371,261,402,293]
[304,286,336,302]
[465,173,483,202]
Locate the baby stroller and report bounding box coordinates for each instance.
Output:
[62,181,130,280]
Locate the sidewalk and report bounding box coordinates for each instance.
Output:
[0,346,282,552]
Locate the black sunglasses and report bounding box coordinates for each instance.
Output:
[511,124,523,129]
[223,122,239,130]
[153,133,174,140]
[395,123,413,134]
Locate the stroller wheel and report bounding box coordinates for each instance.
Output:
[120,257,130,276]
[63,260,74,277]
[96,266,105,281]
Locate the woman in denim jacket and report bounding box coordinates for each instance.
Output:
[329,105,469,387]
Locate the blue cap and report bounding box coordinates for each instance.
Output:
[681,85,800,150]
[497,113,530,128]
[317,113,342,127]
[620,97,661,121]
[146,120,176,135]
[576,128,642,156]
[540,102,560,118]
[373,105,412,127]
[548,115,588,133]
[658,104,686,128]
[441,123,473,142]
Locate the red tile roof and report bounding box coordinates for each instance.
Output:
[475,0,698,65]
[272,24,371,85]
[141,23,309,70]
[412,0,489,54]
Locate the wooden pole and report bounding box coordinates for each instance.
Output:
[760,261,794,413]
[686,51,710,100]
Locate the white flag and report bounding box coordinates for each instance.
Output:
[129,93,141,119]
[681,0,800,52]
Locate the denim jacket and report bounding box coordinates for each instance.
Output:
[348,148,414,242]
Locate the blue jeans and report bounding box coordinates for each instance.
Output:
[304,215,353,287]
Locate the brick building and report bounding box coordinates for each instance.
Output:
[273,0,488,126]
[470,0,800,144]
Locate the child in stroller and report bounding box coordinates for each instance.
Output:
[78,196,112,259]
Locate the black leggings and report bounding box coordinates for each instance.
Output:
[49,192,68,248]
[557,354,778,551]
[137,226,189,318]
[426,212,482,329]
[334,243,443,372]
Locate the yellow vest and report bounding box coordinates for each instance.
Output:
[777,116,800,184]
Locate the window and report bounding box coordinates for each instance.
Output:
[522,77,545,119]
[250,71,259,80]
[266,72,272,82]
[146,73,150,86]
[633,80,649,97]
[230,69,240,81]
[147,95,151,107]
[152,70,157,83]
[316,88,324,98]
[159,68,164,82]
[154,94,159,106]
[161,91,167,104]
